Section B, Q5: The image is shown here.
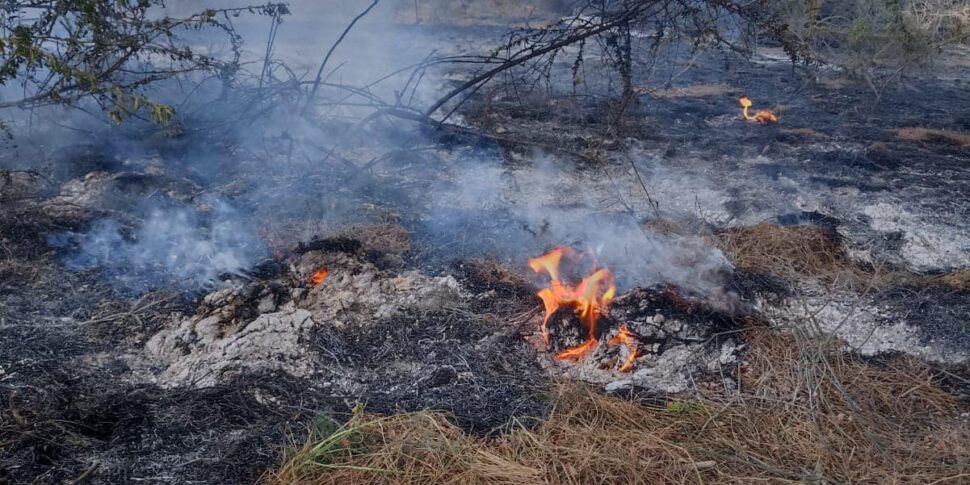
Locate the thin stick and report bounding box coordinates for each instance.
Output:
[67,463,99,485]
[303,0,381,114]
[422,4,649,119]
[259,11,282,88]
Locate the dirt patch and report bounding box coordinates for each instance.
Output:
[776,127,821,142]
[2,365,337,484]
[39,170,201,224]
[0,169,52,202]
[146,249,464,388]
[453,259,535,304]
[817,76,854,89]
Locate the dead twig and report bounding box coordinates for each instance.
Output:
[303,0,381,114]
[67,463,99,485]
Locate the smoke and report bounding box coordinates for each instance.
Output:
[10,1,736,303]
[19,0,446,291]
[419,152,733,302]
[48,198,265,292]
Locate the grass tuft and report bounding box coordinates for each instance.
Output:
[896,127,970,148]
[268,329,970,484]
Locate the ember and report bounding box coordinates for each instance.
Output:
[310,268,329,286]
[739,96,778,123]
[528,247,616,362]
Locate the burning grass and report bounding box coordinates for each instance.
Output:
[269,328,970,484]
[528,246,615,360]
[738,96,778,123]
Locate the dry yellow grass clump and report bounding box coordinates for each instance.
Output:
[268,329,970,485]
[713,223,970,291]
[712,223,875,288]
[646,83,736,98]
[896,128,970,148]
[928,269,970,289]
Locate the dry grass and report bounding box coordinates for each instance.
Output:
[817,76,853,90]
[712,224,876,289]
[646,83,737,98]
[932,269,970,289]
[904,0,970,46]
[896,128,970,148]
[912,269,970,290]
[770,0,969,85]
[335,223,412,255]
[268,328,970,484]
[713,223,970,292]
[778,127,820,138]
[397,0,566,26]
[644,218,685,236]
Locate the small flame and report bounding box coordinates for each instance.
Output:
[310,268,329,286]
[528,247,616,362]
[739,96,778,123]
[608,324,639,372]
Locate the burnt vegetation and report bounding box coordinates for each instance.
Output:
[2,1,970,484]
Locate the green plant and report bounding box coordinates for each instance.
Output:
[665,400,701,413]
[767,0,970,91]
[0,1,289,125]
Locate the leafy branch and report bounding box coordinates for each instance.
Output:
[0,1,290,125]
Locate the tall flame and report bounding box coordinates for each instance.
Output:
[739,96,778,123]
[528,247,616,362]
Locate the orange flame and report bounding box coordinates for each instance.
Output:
[528,247,616,362]
[739,96,778,123]
[608,324,639,372]
[310,268,329,286]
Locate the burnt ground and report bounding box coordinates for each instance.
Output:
[452,44,970,360]
[0,207,549,483]
[1,25,970,485]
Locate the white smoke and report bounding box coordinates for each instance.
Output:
[421,152,734,301]
[49,198,265,292]
[25,1,736,302]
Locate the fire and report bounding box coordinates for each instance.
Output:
[528,247,616,362]
[310,267,329,286]
[608,324,639,372]
[739,96,778,123]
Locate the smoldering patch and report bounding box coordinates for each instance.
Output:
[48,197,266,292]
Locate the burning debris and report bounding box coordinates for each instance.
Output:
[608,324,639,372]
[739,96,778,123]
[309,267,329,285]
[528,247,744,391]
[528,247,616,362]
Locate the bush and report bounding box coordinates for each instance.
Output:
[769,0,969,87]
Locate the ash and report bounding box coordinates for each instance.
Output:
[140,239,545,433]
[146,249,464,388]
